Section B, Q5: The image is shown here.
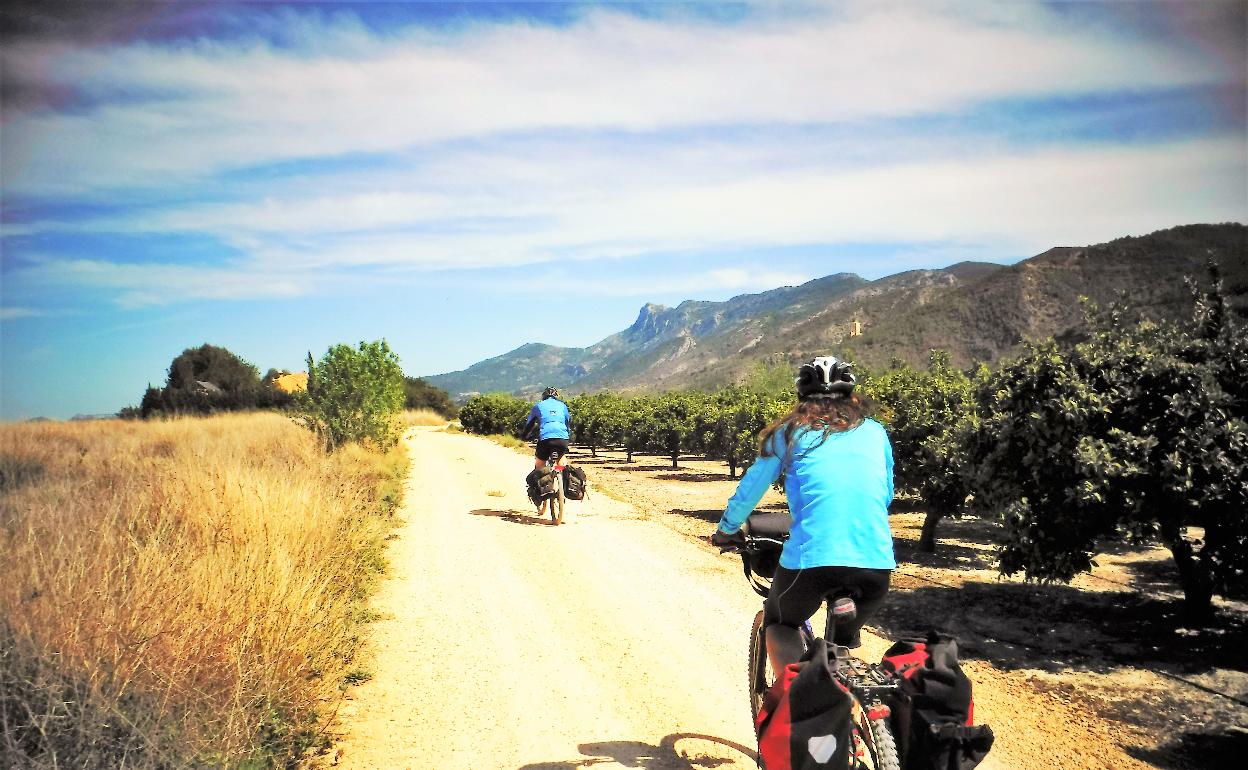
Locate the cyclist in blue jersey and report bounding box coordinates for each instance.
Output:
[711,356,895,676]
[523,386,572,471]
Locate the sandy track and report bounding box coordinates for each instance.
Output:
[332,427,767,769]
[329,429,1149,770]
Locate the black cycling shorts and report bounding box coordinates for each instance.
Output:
[535,438,570,461]
[763,565,891,648]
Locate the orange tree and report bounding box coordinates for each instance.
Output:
[459,393,529,437]
[973,276,1246,620]
[622,396,654,463]
[645,391,707,470]
[865,351,980,552]
[569,392,628,456]
[695,387,787,478]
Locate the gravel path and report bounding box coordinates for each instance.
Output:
[328,429,1158,769]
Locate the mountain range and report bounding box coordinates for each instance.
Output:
[424,223,1247,399]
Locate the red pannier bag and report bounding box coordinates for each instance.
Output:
[755,638,853,770]
[880,631,994,770]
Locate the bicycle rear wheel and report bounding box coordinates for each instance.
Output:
[552,473,565,525]
[848,715,900,770]
[868,717,900,770]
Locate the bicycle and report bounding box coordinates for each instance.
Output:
[536,449,567,525]
[721,512,902,770]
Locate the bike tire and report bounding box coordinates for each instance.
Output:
[867,716,900,770]
[553,472,565,525]
[748,609,770,723]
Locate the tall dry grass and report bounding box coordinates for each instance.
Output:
[398,408,450,429]
[0,413,407,768]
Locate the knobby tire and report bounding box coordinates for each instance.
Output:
[867,716,900,770]
[748,610,770,723]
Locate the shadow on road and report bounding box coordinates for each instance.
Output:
[516,732,756,769]
[1125,728,1248,770]
[604,464,675,473]
[468,508,555,527]
[655,472,737,483]
[875,580,1248,677]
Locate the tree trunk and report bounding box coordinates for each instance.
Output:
[670,452,679,470]
[729,458,738,479]
[626,449,634,463]
[1160,518,1215,622]
[590,443,597,457]
[918,510,942,553]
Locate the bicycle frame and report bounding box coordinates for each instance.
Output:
[726,529,901,770]
[537,450,567,525]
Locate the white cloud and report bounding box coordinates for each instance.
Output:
[1,3,1233,195]
[1,2,1243,309]
[7,257,312,308]
[0,307,48,321]
[6,135,1244,306]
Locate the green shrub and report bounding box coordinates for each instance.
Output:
[458,394,529,437]
[297,341,405,451]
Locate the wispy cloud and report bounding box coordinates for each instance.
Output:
[0,306,48,321]
[7,135,1241,305]
[0,1,1243,310]
[2,4,1235,195]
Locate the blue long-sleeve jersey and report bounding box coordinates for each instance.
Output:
[717,419,895,571]
[525,398,571,441]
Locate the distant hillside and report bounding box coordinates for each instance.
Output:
[426,223,1246,399]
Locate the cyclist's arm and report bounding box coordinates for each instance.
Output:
[523,406,538,440]
[884,430,895,504]
[717,453,782,535]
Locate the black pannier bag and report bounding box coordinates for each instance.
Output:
[756,638,854,770]
[525,469,542,506]
[880,631,994,770]
[562,465,588,500]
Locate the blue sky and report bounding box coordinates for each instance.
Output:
[2,0,1245,419]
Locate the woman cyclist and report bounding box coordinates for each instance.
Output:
[711,356,895,675]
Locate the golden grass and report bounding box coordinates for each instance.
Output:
[483,433,527,452]
[398,408,450,428]
[0,413,407,768]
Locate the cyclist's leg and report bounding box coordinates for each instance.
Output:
[548,439,569,467]
[820,567,891,648]
[535,438,552,470]
[763,567,828,674]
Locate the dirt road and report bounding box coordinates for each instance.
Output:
[328,428,1155,770]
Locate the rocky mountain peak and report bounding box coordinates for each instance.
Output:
[628,302,675,343]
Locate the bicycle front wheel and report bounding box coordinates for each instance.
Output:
[748,609,772,723]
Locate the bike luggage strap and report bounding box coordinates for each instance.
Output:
[742,555,772,595]
[929,723,978,740]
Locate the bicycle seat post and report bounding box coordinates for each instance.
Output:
[828,596,857,669]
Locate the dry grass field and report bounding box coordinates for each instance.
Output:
[0,413,407,769]
[399,408,451,428]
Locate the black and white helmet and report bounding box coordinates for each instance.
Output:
[541,386,560,399]
[795,356,855,399]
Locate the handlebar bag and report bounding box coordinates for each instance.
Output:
[880,632,994,770]
[756,638,853,770]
